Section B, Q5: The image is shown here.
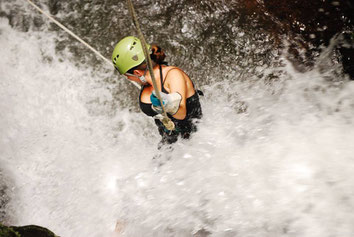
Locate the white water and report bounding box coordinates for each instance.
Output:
[1,7,354,237]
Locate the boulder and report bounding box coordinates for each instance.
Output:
[0,224,58,237]
[233,0,354,79]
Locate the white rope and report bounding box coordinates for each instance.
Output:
[127,0,175,131]
[25,0,141,89]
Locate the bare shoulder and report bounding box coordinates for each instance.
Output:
[164,66,185,83]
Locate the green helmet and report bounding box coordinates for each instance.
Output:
[112,36,150,74]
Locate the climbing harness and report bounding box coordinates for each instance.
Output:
[126,0,175,131]
[24,0,141,89]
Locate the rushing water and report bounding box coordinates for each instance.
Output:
[1,0,354,236]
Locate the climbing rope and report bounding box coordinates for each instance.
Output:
[126,0,175,131]
[25,0,175,131]
[24,0,141,89]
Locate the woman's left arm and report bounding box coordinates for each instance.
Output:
[166,69,187,120]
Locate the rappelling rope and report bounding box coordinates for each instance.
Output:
[24,0,141,89]
[126,0,175,131]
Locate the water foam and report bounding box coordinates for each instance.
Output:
[1,6,354,237]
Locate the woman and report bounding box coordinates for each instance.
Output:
[112,36,202,146]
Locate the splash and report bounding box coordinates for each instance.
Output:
[1,1,354,237]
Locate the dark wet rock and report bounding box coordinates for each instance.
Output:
[0,171,11,224]
[0,1,46,31]
[193,228,211,237]
[258,0,354,79]
[45,0,352,80]
[337,32,354,79]
[11,225,58,237]
[0,224,19,237]
[213,0,354,79]
[0,224,58,237]
[263,0,353,46]
[0,189,9,224]
[3,0,352,82]
[48,0,63,16]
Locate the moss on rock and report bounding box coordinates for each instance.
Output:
[0,224,20,237]
[0,224,58,237]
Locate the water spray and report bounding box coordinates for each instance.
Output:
[24,0,141,89]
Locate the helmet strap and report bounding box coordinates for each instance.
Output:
[137,66,148,84]
[125,66,148,85]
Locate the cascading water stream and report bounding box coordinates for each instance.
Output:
[1,0,354,236]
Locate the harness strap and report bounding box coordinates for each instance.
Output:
[159,65,164,92]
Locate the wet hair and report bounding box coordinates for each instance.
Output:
[150,44,166,64]
[127,44,166,74]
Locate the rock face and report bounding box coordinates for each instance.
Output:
[0,224,18,237]
[4,0,351,87]
[0,170,11,224]
[265,0,353,78]
[263,0,353,45]
[219,0,354,78]
[252,0,354,79]
[0,224,58,237]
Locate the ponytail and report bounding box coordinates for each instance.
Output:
[150,44,166,64]
[126,44,167,74]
